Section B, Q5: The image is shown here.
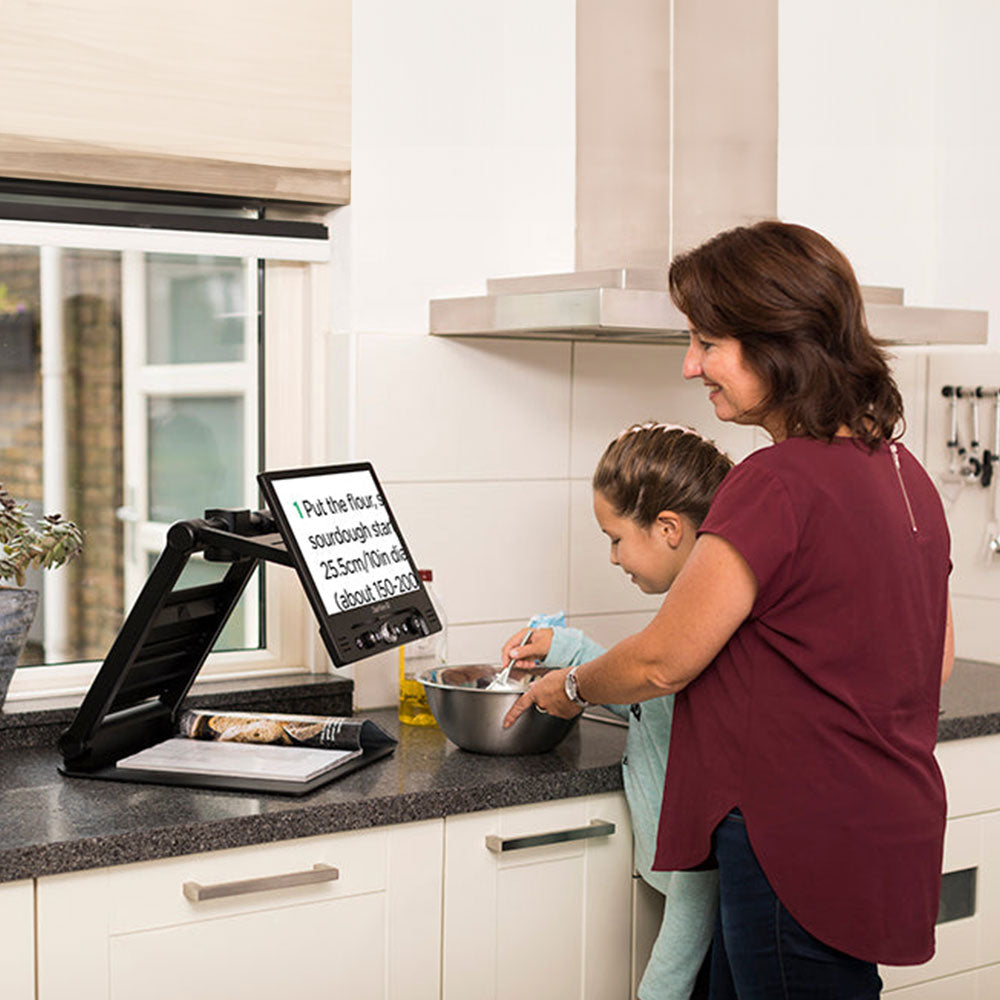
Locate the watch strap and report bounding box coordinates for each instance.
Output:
[565,665,590,707]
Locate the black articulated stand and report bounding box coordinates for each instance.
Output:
[56,508,390,794]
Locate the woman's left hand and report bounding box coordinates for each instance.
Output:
[503,668,582,728]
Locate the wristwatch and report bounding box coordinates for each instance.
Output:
[564,665,590,707]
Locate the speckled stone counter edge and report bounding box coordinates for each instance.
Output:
[937,714,1000,741]
[0,763,625,883]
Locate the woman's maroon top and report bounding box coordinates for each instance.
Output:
[654,437,950,965]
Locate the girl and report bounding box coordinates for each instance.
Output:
[502,422,733,1000]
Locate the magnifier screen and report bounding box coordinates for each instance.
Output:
[266,467,420,615]
[259,462,439,666]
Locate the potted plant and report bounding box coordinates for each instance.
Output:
[0,483,84,703]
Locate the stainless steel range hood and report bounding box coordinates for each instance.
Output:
[429,0,987,347]
[432,268,689,344]
[430,268,988,346]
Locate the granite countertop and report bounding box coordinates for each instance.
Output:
[0,657,995,885]
[938,658,1000,740]
[0,697,628,884]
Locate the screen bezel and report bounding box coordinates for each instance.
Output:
[258,462,440,666]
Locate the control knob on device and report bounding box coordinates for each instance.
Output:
[405,613,428,637]
[358,630,379,650]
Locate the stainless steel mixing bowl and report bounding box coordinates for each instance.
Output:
[418,663,578,755]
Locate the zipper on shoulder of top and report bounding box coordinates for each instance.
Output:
[889,442,918,534]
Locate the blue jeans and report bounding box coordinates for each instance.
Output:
[709,811,882,1000]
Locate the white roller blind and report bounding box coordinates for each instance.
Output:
[0,0,350,204]
[0,218,330,261]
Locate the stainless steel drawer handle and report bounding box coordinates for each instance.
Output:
[182,863,339,902]
[485,818,616,854]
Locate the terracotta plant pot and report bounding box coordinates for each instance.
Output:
[0,588,39,706]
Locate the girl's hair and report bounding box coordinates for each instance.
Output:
[668,220,904,448]
[592,422,733,528]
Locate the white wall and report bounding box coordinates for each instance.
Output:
[337,0,587,706]
[778,0,1000,345]
[337,0,1000,707]
[334,0,577,336]
[777,0,1000,663]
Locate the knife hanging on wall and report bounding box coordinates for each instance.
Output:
[980,387,997,489]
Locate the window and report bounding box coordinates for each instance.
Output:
[0,192,332,700]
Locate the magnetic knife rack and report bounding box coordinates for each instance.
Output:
[941,385,1000,488]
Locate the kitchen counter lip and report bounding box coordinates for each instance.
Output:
[0,656,995,885]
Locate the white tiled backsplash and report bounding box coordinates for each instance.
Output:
[355,335,573,482]
[569,344,764,476]
[350,337,1000,709]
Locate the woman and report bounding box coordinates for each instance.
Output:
[504,221,954,999]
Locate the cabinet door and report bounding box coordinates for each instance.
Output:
[881,737,1000,993]
[442,791,633,1000]
[883,969,976,998]
[935,735,1000,818]
[882,814,983,991]
[886,966,1000,999]
[0,880,34,999]
[37,819,442,1000]
[977,961,1000,996]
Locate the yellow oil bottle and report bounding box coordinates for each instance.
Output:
[398,646,438,727]
[398,569,445,726]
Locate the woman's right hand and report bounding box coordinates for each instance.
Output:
[500,627,554,667]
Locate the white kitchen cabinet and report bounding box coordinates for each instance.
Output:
[36,819,443,1000]
[882,813,984,991]
[0,879,35,999]
[884,969,977,998]
[882,734,1000,995]
[441,791,633,1000]
[977,961,1000,995]
[883,964,1000,999]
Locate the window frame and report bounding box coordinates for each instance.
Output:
[1,213,333,702]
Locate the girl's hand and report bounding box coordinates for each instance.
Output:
[500,627,554,667]
[503,667,582,728]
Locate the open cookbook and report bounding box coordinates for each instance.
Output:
[113,711,397,792]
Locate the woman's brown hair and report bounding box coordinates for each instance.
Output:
[668,220,904,447]
[593,423,733,528]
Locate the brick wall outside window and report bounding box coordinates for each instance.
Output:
[0,247,124,665]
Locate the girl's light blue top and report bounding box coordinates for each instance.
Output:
[544,626,717,1000]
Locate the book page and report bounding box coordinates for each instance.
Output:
[116,738,362,782]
